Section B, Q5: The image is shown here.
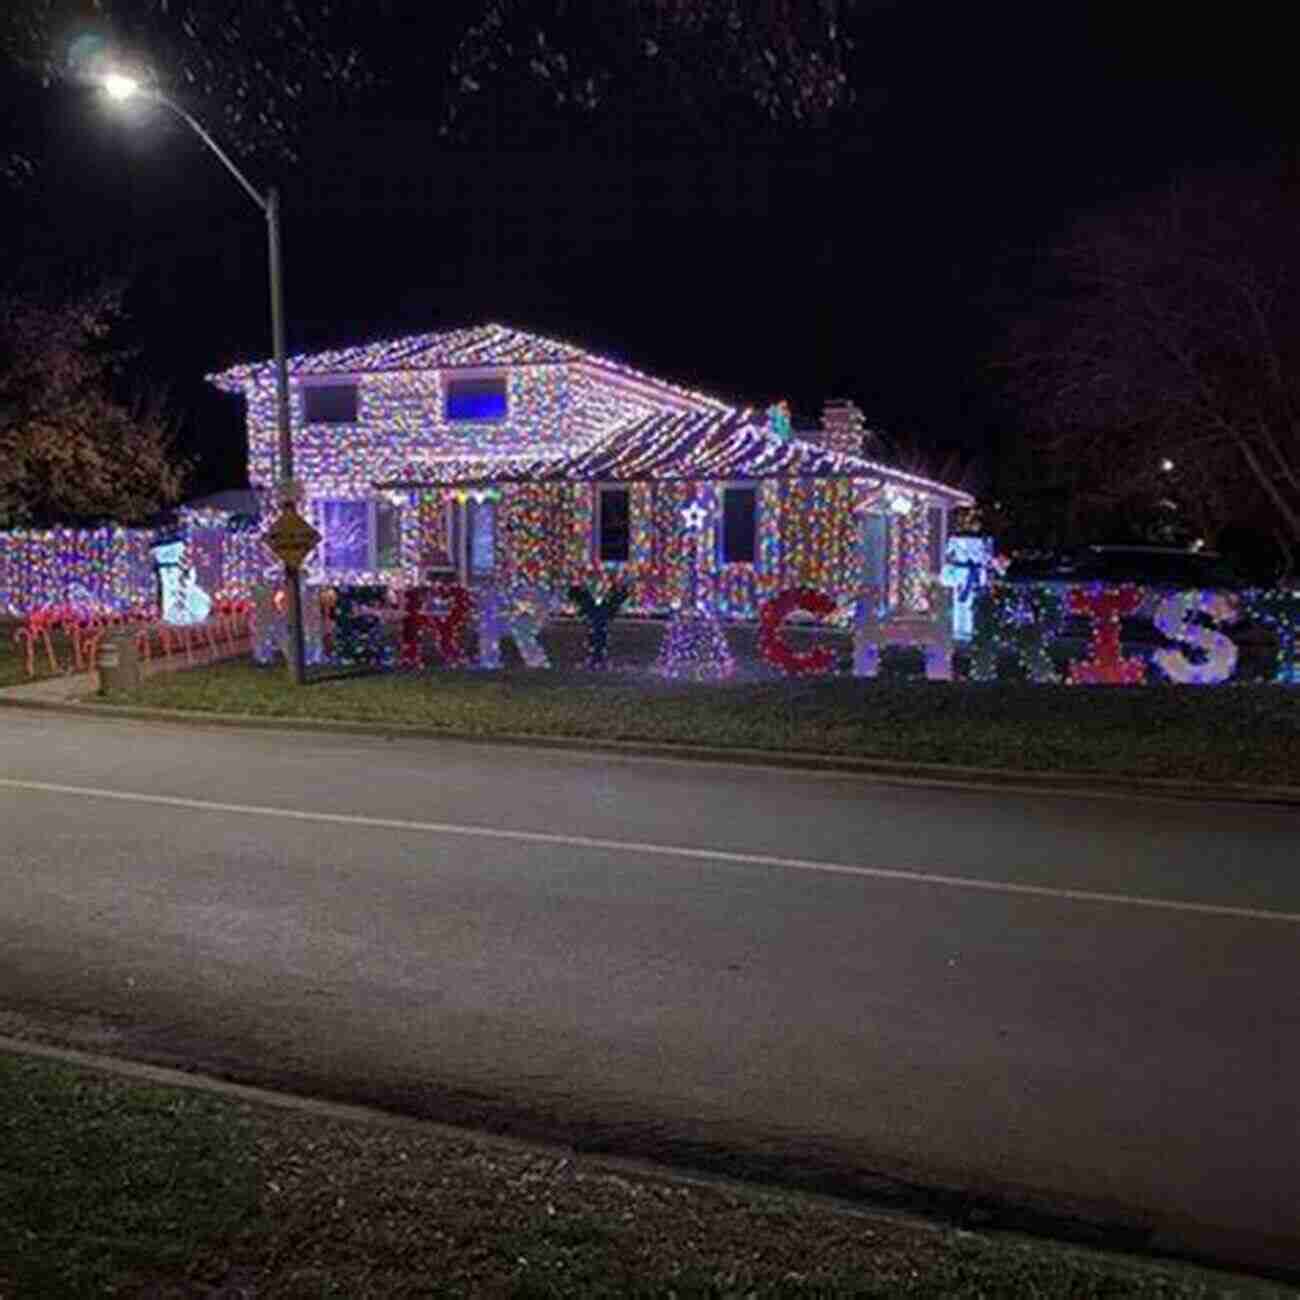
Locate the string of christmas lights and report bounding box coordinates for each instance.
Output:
[1242,589,1300,684]
[0,528,156,615]
[969,586,1063,683]
[758,588,838,676]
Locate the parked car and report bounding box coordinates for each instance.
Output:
[1000,545,1277,679]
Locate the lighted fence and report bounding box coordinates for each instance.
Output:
[0,514,282,620]
[0,527,158,617]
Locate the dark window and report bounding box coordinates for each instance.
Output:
[598,487,631,563]
[928,507,945,574]
[303,383,358,425]
[375,503,402,570]
[861,513,887,586]
[446,375,508,422]
[721,486,757,564]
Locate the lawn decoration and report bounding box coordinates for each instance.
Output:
[940,536,996,641]
[853,583,954,680]
[1152,591,1239,685]
[250,583,325,667]
[758,587,837,676]
[9,598,250,679]
[400,583,472,669]
[653,493,734,680]
[1066,584,1147,685]
[568,581,632,669]
[1242,589,1300,684]
[969,585,1062,683]
[155,540,212,625]
[332,586,394,669]
[652,612,736,681]
[472,582,559,669]
[12,608,63,676]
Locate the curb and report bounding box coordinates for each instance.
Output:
[4,687,1300,807]
[1,1032,1295,1292]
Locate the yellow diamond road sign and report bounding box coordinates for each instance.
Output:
[264,504,321,571]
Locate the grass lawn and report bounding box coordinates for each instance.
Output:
[89,618,1300,787]
[1,1050,1285,1299]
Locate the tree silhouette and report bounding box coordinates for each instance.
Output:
[0,274,189,525]
[991,164,1300,570]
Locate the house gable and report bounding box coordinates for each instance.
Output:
[208,323,727,493]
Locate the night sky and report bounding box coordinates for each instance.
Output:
[3,1,1290,499]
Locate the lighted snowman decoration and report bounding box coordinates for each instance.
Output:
[154,540,211,625]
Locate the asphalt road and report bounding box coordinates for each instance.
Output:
[1,708,1297,1276]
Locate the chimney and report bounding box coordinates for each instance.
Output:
[820,399,868,458]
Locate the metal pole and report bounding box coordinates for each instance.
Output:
[152,91,308,686]
[267,185,308,685]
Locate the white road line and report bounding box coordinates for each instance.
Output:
[3,776,1297,926]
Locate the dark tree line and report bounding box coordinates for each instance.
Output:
[0,273,188,526]
[990,163,1300,578]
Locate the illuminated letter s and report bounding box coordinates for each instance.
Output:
[1153,591,1239,685]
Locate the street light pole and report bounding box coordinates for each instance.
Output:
[265,184,309,685]
[104,76,308,684]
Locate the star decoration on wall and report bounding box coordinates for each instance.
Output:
[681,502,709,531]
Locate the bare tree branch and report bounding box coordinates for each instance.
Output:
[992,165,1300,556]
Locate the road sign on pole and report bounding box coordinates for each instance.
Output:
[264,503,321,572]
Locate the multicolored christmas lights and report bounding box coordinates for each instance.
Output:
[1067,585,1148,685]
[969,586,1063,683]
[472,581,558,669]
[1241,589,1300,684]
[0,527,156,616]
[331,586,394,669]
[758,588,838,676]
[1152,590,1239,685]
[568,580,632,669]
[853,583,954,680]
[399,584,472,669]
[210,321,969,616]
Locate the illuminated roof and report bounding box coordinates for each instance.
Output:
[207,322,728,410]
[377,408,974,505]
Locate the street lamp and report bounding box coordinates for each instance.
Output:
[102,73,309,685]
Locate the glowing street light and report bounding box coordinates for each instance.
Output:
[103,73,140,102]
[102,72,308,685]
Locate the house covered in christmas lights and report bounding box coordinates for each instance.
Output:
[208,323,973,619]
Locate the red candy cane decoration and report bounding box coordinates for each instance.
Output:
[758,587,838,677]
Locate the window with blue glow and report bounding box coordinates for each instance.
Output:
[315,500,402,572]
[446,375,508,422]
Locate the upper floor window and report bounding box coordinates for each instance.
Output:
[597,486,631,564]
[720,485,758,564]
[302,382,359,425]
[446,375,508,422]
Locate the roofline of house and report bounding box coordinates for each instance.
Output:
[367,469,973,506]
[207,353,734,411]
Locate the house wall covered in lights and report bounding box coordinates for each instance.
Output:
[208,323,973,617]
